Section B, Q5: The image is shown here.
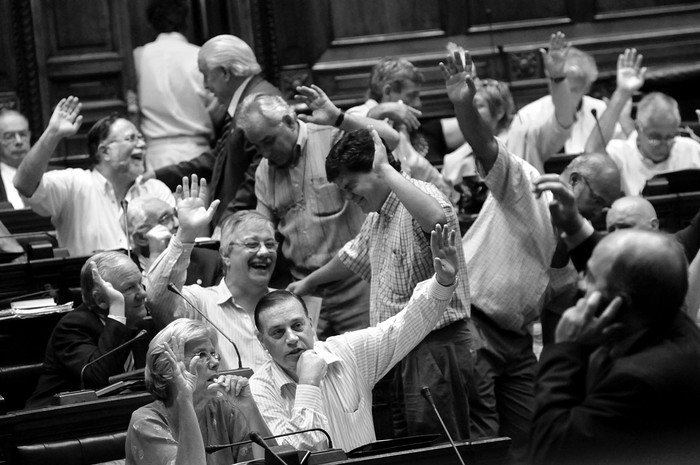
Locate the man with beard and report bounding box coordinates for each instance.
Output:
[13,96,174,256]
[145,176,274,371]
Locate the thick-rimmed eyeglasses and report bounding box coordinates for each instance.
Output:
[100,133,145,147]
[188,351,221,363]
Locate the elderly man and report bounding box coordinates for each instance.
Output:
[133,0,214,169]
[146,177,272,371]
[26,251,153,408]
[237,86,399,339]
[251,225,459,452]
[529,229,700,464]
[152,34,281,225]
[0,109,30,208]
[126,195,221,286]
[586,48,700,195]
[13,97,174,256]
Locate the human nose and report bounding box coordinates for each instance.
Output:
[13,133,23,144]
[285,328,299,345]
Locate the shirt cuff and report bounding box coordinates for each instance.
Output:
[171,235,196,250]
[428,275,458,301]
[294,384,323,411]
[562,220,595,249]
[107,315,127,325]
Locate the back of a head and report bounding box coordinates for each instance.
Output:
[237,93,293,135]
[325,129,400,182]
[199,34,261,77]
[368,56,424,102]
[254,289,308,330]
[145,318,217,400]
[636,92,681,127]
[146,0,189,33]
[80,251,135,310]
[565,47,598,87]
[566,152,623,206]
[602,229,688,323]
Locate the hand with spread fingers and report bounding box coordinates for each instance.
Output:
[541,31,571,80]
[175,174,220,243]
[163,337,200,404]
[294,85,342,127]
[440,45,477,106]
[430,223,458,287]
[532,174,585,235]
[616,48,646,96]
[48,96,84,139]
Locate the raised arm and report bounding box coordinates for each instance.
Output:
[369,129,447,233]
[14,96,83,197]
[440,47,499,174]
[295,85,400,150]
[585,48,646,154]
[543,32,575,131]
[365,100,422,132]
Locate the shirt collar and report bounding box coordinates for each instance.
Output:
[214,279,234,305]
[272,343,344,393]
[227,76,255,118]
[155,32,187,43]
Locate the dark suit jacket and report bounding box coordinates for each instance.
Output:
[531,312,700,465]
[25,304,154,408]
[154,75,282,226]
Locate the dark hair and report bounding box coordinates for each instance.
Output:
[254,290,308,330]
[86,113,124,165]
[325,129,400,182]
[146,0,189,33]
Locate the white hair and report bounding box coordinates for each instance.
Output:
[198,34,261,77]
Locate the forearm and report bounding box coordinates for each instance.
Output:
[14,127,62,197]
[585,89,631,154]
[175,398,207,465]
[303,255,355,289]
[378,165,446,232]
[452,99,499,174]
[340,112,400,150]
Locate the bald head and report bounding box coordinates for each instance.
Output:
[606,196,659,232]
[0,109,30,168]
[591,229,687,324]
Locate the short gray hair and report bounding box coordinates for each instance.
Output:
[237,93,295,135]
[637,92,680,126]
[198,34,261,77]
[79,251,138,311]
[565,47,598,88]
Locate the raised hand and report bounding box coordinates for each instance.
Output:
[295,85,341,126]
[555,291,624,345]
[378,101,422,131]
[90,261,125,316]
[532,174,585,235]
[163,338,199,403]
[616,48,646,95]
[175,174,220,242]
[541,31,570,79]
[48,96,83,139]
[370,128,390,174]
[430,223,458,287]
[439,44,477,106]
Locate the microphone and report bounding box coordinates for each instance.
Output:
[250,431,290,465]
[80,329,149,389]
[206,428,335,453]
[421,386,466,465]
[167,282,247,372]
[591,108,607,150]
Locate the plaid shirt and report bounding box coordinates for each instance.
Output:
[339,176,470,329]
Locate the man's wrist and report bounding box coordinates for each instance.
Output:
[333,110,345,128]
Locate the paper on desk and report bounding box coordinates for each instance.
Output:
[11,297,56,310]
[11,301,73,317]
[301,295,322,333]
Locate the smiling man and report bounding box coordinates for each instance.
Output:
[13,96,174,256]
[146,176,273,371]
[237,87,399,339]
[0,109,31,208]
[250,224,460,452]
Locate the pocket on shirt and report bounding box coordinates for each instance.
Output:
[309,177,345,217]
[382,248,412,297]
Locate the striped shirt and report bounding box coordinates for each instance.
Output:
[338,176,470,328]
[463,140,558,332]
[145,236,270,371]
[250,277,455,451]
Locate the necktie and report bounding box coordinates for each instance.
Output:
[210,113,233,194]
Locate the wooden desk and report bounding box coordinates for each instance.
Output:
[646,191,700,233]
[0,392,152,465]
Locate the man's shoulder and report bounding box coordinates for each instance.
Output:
[517,95,551,119]
[672,136,700,157]
[245,76,282,97]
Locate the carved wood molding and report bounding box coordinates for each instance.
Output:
[9,0,41,134]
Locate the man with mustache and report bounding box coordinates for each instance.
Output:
[13,96,174,256]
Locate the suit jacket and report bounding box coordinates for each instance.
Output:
[25,304,155,408]
[155,75,282,226]
[531,312,700,465]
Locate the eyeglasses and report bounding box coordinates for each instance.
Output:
[101,133,145,147]
[639,127,678,146]
[230,240,279,253]
[188,351,221,363]
[572,173,609,208]
[1,130,30,142]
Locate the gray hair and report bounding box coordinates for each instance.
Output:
[219,210,275,276]
[637,92,681,126]
[145,318,218,401]
[565,47,598,88]
[198,34,261,77]
[79,251,138,311]
[237,93,296,135]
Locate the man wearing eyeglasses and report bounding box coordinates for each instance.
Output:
[585,48,700,195]
[13,97,174,256]
[0,109,31,208]
[145,176,274,371]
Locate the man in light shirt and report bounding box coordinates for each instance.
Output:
[250,224,458,452]
[14,96,174,256]
[0,109,30,208]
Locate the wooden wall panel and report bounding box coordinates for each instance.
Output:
[596,0,699,14]
[467,0,568,27]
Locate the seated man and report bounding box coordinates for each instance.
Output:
[146,176,272,370]
[585,48,700,195]
[238,85,400,339]
[0,109,31,208]
[530,229,700,464]
[127,195,222,286]
[250,224,458,451]
[13,97,174,256]
[26,251,153,408]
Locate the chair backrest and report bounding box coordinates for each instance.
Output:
[16,431,127,465]
[0,363,43,412]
